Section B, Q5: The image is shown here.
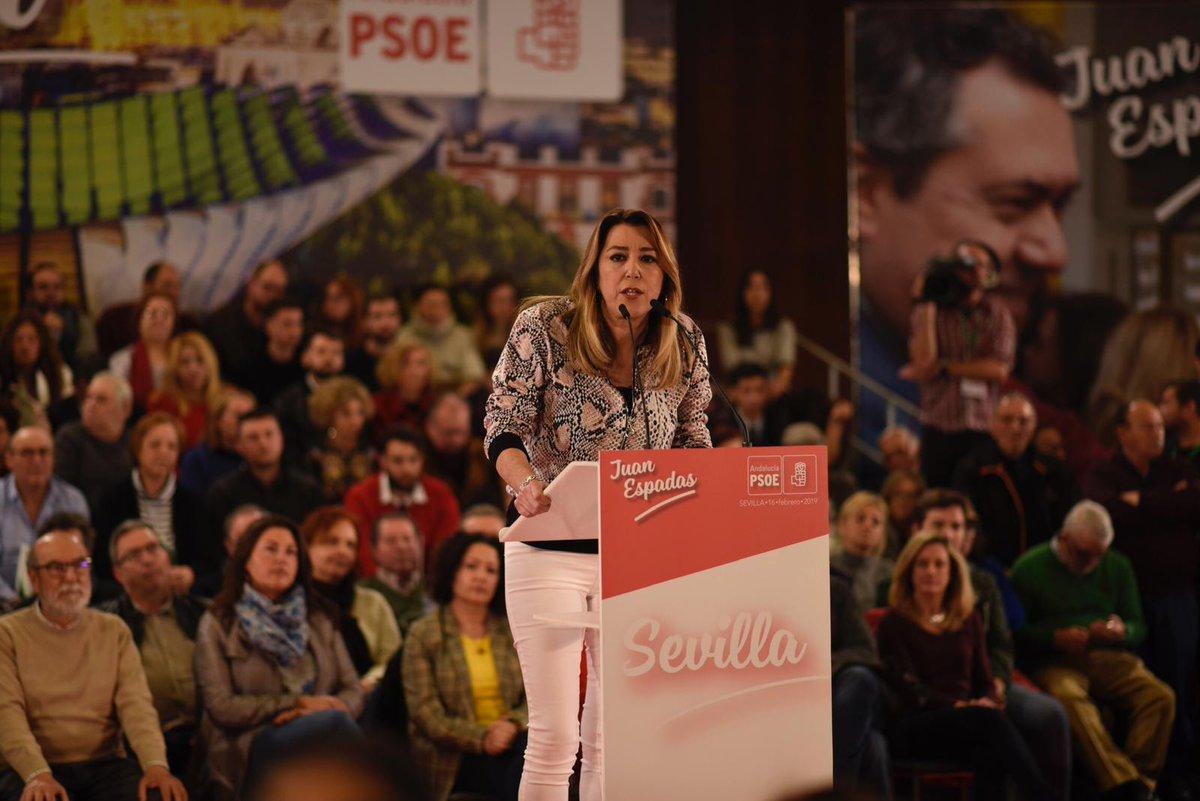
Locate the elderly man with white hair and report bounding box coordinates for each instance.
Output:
[1012,500,1175,801]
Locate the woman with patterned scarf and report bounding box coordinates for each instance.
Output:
[193,515,364,800]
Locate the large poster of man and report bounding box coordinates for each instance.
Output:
[850,4,1200,477]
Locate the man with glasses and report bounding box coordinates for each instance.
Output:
[1012,501,1174,801]
[0,514,187,801]
[0,426,88,603]
[99,520,205,778]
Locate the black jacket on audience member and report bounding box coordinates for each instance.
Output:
[92,474,217,596]
[953,440,1078,566]
[206,463,322,532]
[1083,452,1200,598]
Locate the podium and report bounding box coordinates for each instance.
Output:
[502,447,833,801]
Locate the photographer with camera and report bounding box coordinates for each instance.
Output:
[901,241,1017,488]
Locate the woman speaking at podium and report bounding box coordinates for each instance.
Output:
[484,208,713,801]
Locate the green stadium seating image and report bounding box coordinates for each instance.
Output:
[58,106,93,226]
[90,101,124,221]
[28,110,59,230]
[275,89,331,173]
[242,92,298,191]
[150,92,187,208]
[119,96,154,216]
[210,89,261,202]
[312,92,372,156]
[0,111,23,232]
[179,86,223,205]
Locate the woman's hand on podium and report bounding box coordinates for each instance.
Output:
[515,479,551,518]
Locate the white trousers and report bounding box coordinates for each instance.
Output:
[504,542,603,801]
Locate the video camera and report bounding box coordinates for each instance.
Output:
[919,241,999,309]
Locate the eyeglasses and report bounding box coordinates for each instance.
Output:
[31,557,91,578]
[115,541,162,567]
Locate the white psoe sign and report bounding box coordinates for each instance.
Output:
[340,0,481,96]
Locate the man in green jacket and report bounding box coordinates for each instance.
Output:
[1013,500,1174,801]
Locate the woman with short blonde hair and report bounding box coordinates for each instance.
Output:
[831,491,892,610]
[485,208,712,801]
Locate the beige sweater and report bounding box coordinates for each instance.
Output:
[0,606,167,781]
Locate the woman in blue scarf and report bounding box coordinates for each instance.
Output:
[194,515,364,800]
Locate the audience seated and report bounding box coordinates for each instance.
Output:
[146,332,224,450]
[715,269,797,399]
[178,387,254,499]
[346,293,402,392]
[99,520,208,779]
[240,297,305,407]
[861,425,921,491]
[877,531,1052,801]
[880,469,923,558]
[829,568,891,799]
[1012,501,1173,801]
[0,515,187,801]
[475,275,520,373]
[206,409,322,531]
[716,363,787,446]
[313,276,364,350]
[0,426,89,602]
[345,427,461,576]
[398,284,486,393]
[24,260,99,374]
[961,495,1025,633]
[424,392,505,507]
[460,503,507,538]
[358,511,433,637]
[203,260,289,387]
[274,327,346,464]
[908,489,1071,801]
[96,261,192,359]
[953,393,1078,566]
[93,413,212,600]
[403,534,526,801]
[1,312,73,421]
[829,491,891,611]
[108,293,177,412]
[373,340,437,436]
[306,377,376,500]
[193,516,364,799]
[1083,399,1200,797]
[300,507,401,691]
[1159,379,1200,469]
[54,371,133,511]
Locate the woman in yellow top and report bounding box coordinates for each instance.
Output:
[403,533,527,801]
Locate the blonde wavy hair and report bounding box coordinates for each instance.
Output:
[160,332,222,413]
[888,531,976,631]
[308,376,375,429]
[528,208,690,390]
[376,339,438,392]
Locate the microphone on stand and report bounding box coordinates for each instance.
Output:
[619,303,653,449]
[650,298,751,448]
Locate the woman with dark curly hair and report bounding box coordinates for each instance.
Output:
[0,310,72,420]
[403,533,526,801]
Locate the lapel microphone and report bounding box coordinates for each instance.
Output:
[619,303,653,449]
[650,298,751,448]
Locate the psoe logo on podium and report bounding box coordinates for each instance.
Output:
[746,456,783,495]
[783,454,818,496]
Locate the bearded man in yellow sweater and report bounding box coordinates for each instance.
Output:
[0,513,187,801]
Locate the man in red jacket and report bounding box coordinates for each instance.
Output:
[344,427,460,576]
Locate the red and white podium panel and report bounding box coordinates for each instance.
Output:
[600,446,832,800]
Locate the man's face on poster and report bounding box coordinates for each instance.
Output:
[859,61,1080,338]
